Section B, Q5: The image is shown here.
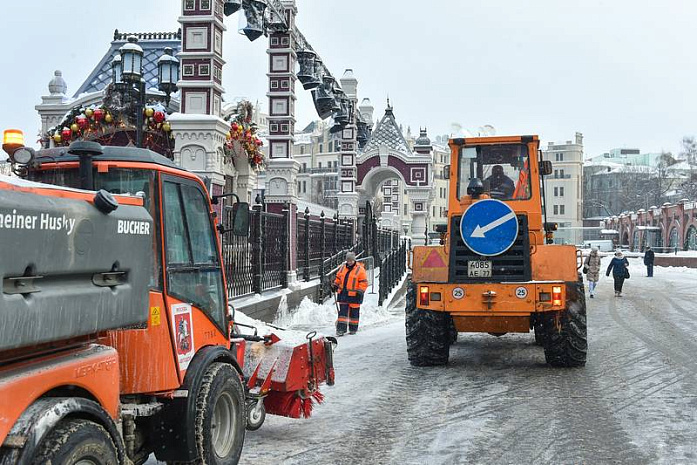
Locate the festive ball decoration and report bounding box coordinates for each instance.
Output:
[44,103,172,155]
[77,116,89,130]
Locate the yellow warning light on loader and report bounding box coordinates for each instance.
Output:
[3,129,25,158]
[3,129,24,147]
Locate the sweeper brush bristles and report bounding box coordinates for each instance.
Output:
[264,390,325,419]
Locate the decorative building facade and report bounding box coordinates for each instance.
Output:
[541,133,584,244]
[604,200,697,251]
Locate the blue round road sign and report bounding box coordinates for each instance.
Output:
[460,199,519,256]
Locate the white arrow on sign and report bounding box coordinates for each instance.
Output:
[471,211,516,238]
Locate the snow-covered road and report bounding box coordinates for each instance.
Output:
[237,261,697,465]
[147,261,697,464]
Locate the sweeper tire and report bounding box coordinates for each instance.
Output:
[30,419,118,465]
[245,399,266,431]
[406,279,450,366]
[193,363,246,464]
[542,280,588,367]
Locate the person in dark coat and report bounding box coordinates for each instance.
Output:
[484,165,515,199]
[643,246,655,277]
[606,250,630,297]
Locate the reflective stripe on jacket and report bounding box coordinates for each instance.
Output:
[334,262,369,306]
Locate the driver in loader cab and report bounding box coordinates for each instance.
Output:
[485,165,515,199]
[332,252,369,336]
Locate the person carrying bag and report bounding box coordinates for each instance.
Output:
[583,248,601,298]
[606,250,630,297]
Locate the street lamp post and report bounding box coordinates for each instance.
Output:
[111,37,179,149]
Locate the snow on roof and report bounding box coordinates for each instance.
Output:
[667,161,692,171]
[362,107,412,157]
[74,31,182,98]
[294,132,313,144]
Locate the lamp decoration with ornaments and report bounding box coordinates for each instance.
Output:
[44,102,172,148]
[223,100,265,170]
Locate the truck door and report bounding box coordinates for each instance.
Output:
[160,175,228,376]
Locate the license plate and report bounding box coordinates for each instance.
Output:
[468,260,492,278]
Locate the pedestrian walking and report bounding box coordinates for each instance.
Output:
[583,248,602,298]
[331,252,369,336]
[606,250,630,297]
[644,246,655,277]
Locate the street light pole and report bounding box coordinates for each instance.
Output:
[136,78,146,148]
[112,37,179,150]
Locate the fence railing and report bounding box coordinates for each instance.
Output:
[222,204,288,298]
[297,208,356,281]
[378,239,409,306]
[222,199,406,305]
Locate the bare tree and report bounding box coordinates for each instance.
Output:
[679,136,697,199]
[616,158,676,212]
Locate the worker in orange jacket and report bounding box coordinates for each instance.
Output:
[331,252,369,336]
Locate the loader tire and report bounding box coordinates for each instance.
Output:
[406,279,450,366]
[533,322,545,346]
[448,317,458,345]
[193,363,246,464]
[543,280,588,367]
[31,419,118,465]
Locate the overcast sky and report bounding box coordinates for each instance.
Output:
[1,0,696,158]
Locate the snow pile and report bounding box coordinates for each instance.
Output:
[654,265,697,275]
[274,294,395,331]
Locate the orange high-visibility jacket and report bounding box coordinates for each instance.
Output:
[334,262,369,307]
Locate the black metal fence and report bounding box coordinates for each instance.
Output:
[222,198,406,304]
[222,204,288,298]
[296,208,356,281]
[378,239,409,306]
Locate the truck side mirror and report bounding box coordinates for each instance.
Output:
[541,160,553,176]
[443,165,450,180]
[231,202,250,236]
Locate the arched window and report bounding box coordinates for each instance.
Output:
[686,225,697,251]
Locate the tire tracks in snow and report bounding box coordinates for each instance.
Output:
[608,294,697,375]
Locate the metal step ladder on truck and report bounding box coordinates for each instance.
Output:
[0,131,335,465]
[407,135,587,367]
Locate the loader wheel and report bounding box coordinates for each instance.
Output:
[448,317,458,345]
[406,279,450,366]
[31,419,118,465]
[245,399,266,431]
[194,363,246,464]
[543,280,588,367]
[533,322,545,346]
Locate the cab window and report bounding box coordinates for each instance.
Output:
[162,179,226,331]
[458,144,531,200]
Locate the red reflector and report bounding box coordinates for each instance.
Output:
[552,286,562,306]
[419,286,429,306]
